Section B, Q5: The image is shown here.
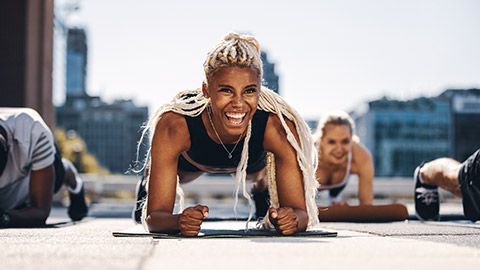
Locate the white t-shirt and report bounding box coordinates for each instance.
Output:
[0,108,56,210]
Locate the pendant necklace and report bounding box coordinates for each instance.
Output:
[206,105,245,159]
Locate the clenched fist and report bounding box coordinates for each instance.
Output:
[179,205,209,236]
[268,207,298,235]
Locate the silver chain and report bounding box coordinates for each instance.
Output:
[206,105,244,159]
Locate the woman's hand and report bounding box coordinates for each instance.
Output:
[268,207,298,235]
[179,205,209,236]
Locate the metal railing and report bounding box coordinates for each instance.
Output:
[76,174,456,202]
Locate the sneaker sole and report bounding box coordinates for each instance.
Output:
[414,165,440,222]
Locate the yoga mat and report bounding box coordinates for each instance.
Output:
[318,203,409,222]
[112,224,337,239]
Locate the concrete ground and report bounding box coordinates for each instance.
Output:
[1,198,479,270]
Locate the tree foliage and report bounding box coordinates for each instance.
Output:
[54,129,108,174]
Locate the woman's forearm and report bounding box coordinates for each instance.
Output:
[7,207,50,227]
[146,210,181,234]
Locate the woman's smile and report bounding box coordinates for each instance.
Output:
[225,112,247,125]
[331,153,346,160]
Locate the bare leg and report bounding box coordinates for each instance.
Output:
[420,158,463,197]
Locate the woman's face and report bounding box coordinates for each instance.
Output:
[203,66,261,141]
[320,124,352,165]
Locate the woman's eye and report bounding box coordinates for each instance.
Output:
[245,88,256,94]
[220,88,232,93]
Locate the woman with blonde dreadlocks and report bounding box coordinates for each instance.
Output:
[136,33,319,236]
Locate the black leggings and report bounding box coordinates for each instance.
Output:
[458,149,480,222]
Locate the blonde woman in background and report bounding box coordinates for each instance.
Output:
[314,111,374,206]
[134,33,319,236]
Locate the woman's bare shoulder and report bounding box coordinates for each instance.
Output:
[352,141,373,165]
[152,112,190,149]
[264,113,298,152]
[155,112,187,131]
[265,113,295,134]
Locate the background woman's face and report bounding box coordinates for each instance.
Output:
[203,66,261,140]
[320,123,352,165]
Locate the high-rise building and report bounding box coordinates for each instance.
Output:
[66,28,87,97]
[353,89,480,177]
[438,89,480,161]
[56,99,148,173]
[56,27,148,173]
[261,51,280,95]
[353,97,451,177]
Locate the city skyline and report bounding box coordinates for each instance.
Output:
[53,0,480,119]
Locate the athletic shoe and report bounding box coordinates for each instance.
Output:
[68,186,88,221]
[252,187,270,219]
[414,163,440,221]
[132,176,147,224]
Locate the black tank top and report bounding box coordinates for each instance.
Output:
[180,110,269,173]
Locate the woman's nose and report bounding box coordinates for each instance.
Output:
[232,95,244,107]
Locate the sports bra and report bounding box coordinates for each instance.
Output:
[178,110,269,174]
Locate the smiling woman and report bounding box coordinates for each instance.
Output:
[314,110,374,206]
[134,33,319,236]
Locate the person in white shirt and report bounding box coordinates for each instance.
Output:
[0,108,88,228]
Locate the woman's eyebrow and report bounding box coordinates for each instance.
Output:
[244,84,257,89]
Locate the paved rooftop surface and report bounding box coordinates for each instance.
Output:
[1,200,479,270]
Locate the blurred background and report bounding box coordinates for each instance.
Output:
[1,0,479,217]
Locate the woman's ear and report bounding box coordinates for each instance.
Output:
[202,82,209,98]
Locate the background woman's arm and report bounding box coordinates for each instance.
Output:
[354,143,374,205]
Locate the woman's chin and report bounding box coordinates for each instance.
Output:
[330,157,346,165]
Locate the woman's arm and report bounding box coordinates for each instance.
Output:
[353,142,374,205]
[263,115,308,234]
[145,112,208,235]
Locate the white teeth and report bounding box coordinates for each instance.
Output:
[225,112,246,119]
[225,112,245,125]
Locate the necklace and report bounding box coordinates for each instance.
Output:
[206,105,245,159]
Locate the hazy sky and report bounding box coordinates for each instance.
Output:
[53,0,480,119]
